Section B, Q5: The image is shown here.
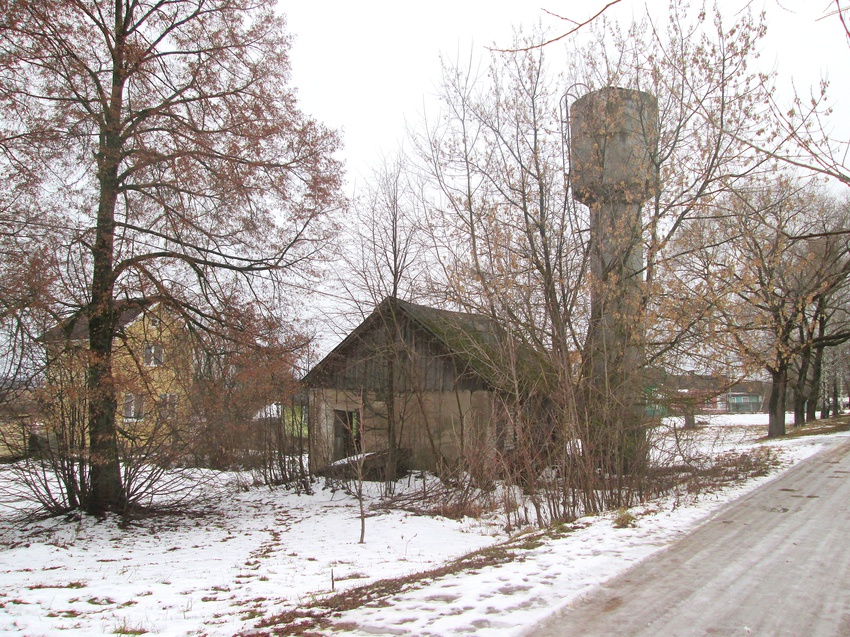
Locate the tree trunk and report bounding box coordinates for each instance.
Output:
[808,318,827,422]
[820,382,831,419]
[768,366,788,438]
[86,194,123,513]
[808,344,824,422]
[683,404,696,429]
[383,300,400,485]
[86,45,127,514]
[793,343,811,427]
[386,350,397,482]
[792,391,806,428]
[86,299,123,514]
[833,375,841,417]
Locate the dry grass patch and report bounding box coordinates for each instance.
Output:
[613,509,638,528]
[112,619,149,635]
[27,581,86,590]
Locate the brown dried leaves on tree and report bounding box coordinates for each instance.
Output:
[0,1,344,514]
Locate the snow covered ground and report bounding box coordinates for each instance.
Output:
[0,414,846,637]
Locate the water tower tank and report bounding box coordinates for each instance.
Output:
[570,87,659,206]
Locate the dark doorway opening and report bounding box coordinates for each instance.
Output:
[333,409,361,460]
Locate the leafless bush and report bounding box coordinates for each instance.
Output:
[249,402,311,493]
[645,418,780,500]
[2,339,215,517]
[5,390,206,518]
[373,467,499,521]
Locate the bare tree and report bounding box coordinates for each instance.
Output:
[0,162,58,423]
[837,1,850,43]
[338,153,426,311]
[678,178,850,437]
[731,2,850,189]
[0,1,343,514]
[501,1,625,52]
[328,153,430,488]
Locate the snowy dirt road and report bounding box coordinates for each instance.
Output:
[526,436,850,637]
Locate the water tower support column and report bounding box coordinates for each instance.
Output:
[570,87,659,474]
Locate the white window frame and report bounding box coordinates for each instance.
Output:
[144,342,164,367]
[123,393,145,420]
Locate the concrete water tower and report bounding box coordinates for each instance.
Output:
[570,86,658,470]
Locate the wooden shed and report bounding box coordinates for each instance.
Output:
[304,297,540,476]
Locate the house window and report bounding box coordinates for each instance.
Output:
[123,393,145,420]
[333,409,361,460]
[158,394,178,421]
[144,342,164,366]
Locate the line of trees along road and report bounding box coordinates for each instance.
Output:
[1,1,849,518]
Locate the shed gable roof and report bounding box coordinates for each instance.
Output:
[304,297,522,389]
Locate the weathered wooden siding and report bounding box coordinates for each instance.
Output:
[308,386,496,472]
[317,316,488,394]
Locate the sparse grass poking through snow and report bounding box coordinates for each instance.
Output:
[26,580,86,590]
[649,427,783,500]
[786,415,850,438]
[112,618,149,635]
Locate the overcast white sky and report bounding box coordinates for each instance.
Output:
[281,1,849,191]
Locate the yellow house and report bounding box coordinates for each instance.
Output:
[0,381,38,460]
[39,298,193,460]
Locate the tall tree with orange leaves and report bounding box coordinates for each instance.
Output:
[0,1,343,514]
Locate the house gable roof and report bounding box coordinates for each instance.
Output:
[39,298,161,343]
